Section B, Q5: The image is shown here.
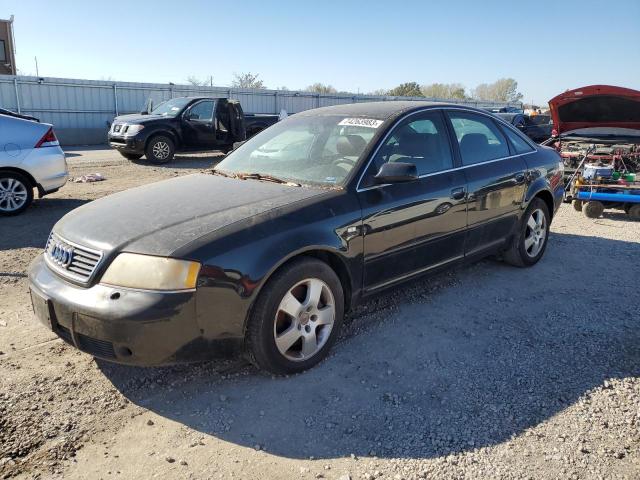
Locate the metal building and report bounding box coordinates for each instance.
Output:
[0,75,521,145]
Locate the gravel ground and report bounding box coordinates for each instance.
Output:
[1,147,638,480]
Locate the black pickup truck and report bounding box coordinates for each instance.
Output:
[108,97,279,163]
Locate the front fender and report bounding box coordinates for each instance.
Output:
[190,192,363,340]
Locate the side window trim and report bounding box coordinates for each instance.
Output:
[186,100,215,122]
[354,107,538,192]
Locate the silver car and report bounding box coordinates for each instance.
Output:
[0,111,68,215]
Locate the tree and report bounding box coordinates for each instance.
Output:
[231,72,265,89]
[368,88,390,96]
[421,83,468,100]
[186,76,212,87]
[387,82,424,97]
[472,78,523,102]
[305,83,338,94]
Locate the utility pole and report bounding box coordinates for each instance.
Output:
[210,75,213,87]
[34,56,39,77]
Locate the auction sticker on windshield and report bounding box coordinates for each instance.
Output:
[338,118,384,128]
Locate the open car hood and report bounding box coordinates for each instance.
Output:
[548,85,640,135]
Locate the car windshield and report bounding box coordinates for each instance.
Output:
[215,114,382,186]
[150,98,191,117]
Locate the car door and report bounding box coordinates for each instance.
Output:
[182,100,216,149]
[445,110,529,256]
[357,110,468,292]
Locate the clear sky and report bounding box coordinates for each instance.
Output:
[3,0,639,104]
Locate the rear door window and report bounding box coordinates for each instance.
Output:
[447,111,510,165]
[501,126,535,154]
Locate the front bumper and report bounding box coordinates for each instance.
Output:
[28,254,239,366]
[108,134,145,154]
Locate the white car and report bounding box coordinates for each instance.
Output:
[0,110,68,215]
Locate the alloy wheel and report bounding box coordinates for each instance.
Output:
[524,208,547,258]
[152,141,170,160]
[0,177,29,213]
[273,278,336,361]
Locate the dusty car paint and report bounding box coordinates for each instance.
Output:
[29,102,564,366]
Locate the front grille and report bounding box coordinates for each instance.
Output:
[55,324,116,359]
[45,233,103,284]
[76,333,116,359]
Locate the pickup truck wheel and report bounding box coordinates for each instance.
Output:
[119,152,143,161]
[0,171,33,216]
[503,197,550,267]
[583,201,604,219]
[628,204,640,220]
[246,258,344,375]
[145,136,175,164]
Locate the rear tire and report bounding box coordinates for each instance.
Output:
[246,258,344,375]
[145,135,175,164]
[503,197,550,267]
[583,201,604,219]
[628,204,640,220]
[0,171,34,216]
[120,152,143,161]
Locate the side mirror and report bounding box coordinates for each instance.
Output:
[374,162,418,184]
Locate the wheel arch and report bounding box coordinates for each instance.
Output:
[525,181,555,220]
[0,166,38,188]
[144,129,180,151]
[242,247,355,334]
[532,189,555,220]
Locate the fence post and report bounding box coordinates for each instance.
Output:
[13,78,21,113]
[113,84,119,116]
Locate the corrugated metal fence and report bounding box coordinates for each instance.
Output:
[0,75,521,145]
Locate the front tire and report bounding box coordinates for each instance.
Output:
[145,135,175,164]
[503,197,550,267]
[246,258,344,375]
[0,171,34,216]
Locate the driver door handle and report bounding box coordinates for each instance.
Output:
[450,187,466,201]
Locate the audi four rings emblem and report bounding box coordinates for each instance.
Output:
[50,242,74,268]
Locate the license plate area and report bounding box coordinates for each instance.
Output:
[30,288,54,330]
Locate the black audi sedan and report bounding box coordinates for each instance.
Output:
[29,102,564,374]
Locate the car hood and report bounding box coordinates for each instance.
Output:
[113,113,168,125]
[548,85,640,134]
[53,174,328,258]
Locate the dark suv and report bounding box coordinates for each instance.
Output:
[108,97,278,163]
[30,102,564,374]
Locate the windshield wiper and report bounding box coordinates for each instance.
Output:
[211,169,238,179]
[236,172,300,186]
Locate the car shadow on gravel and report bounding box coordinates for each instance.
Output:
[1,199,90,251]
[98,232,640,460]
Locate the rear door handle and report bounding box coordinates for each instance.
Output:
[450,187,466,201]
[515,172,526,184]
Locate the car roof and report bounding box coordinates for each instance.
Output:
[295,101,482,120]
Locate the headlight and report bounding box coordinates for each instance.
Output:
[124,124,144,136]
[100,253,200,291]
